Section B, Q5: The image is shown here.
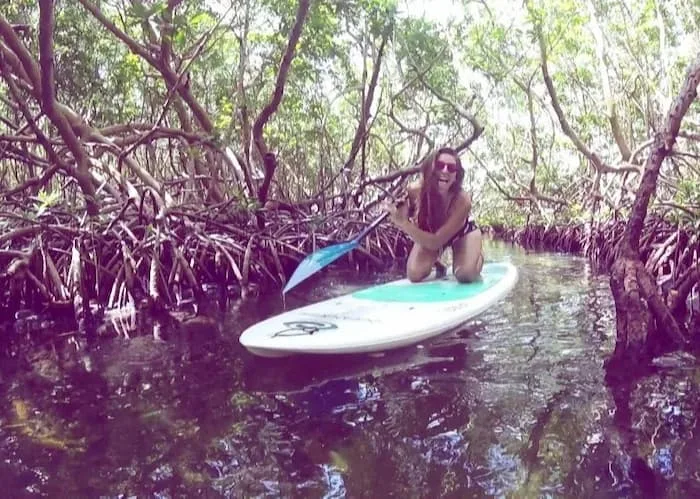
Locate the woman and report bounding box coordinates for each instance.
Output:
[384,147,484,283]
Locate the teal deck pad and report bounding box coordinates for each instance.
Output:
[353,263,508,303]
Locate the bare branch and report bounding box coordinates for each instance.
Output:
[78,0,214,134]
[253,0,311,206]
[537,24,639,179]
[342,21,392,176]
[621,51,700,256]
[0,14,99,213]
[75,0,157,65]
[679,131,700,142]
[386,54,443,151]
[586,0,632,160]
[3,165,61,197]
[409,64,485,151]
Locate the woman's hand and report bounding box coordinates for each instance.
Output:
[383,197,409,228]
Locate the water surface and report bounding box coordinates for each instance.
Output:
[1,240,698,497]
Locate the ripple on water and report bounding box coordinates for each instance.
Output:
[1,241,697,497]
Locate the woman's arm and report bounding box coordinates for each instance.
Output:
[393,192,471,251]
[405,182,420,217]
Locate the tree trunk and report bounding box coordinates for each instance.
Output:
[0,8,99,215]
[341,21,391,180]
[609,259,652,363]
[252,0,311,211]
[78,0,227,203]
[234,0,256,198]
[608,52,700,366]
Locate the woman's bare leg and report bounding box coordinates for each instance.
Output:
[452,229,484,283]
[406,243,439,282]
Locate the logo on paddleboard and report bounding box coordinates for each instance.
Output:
[272,320,337,337]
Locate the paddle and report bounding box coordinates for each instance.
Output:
[282,208,395,295]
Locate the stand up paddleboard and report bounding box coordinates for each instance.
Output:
[239,261,518,357]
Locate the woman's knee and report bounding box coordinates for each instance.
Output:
[407,245,437,282]
[455,252,483,283]
[454,265,481,283]
[407,266,431,282]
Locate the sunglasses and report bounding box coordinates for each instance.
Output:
[434,160,458,173]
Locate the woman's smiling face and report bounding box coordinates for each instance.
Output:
[433,152,459,193]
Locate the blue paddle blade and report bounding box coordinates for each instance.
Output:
[283,240,358,294]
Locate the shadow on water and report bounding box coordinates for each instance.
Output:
[0,239,698,497]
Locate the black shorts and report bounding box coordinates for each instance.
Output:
[444,219,479,249]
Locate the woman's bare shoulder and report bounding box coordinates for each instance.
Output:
[405,181,422,200]
[461,190,473,202]
[452,189,470,203]
[456,190,472,211]
[406,180,422,193]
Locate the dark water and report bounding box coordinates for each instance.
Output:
[1,241,698,497]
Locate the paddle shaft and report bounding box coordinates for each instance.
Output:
[353,210,390,243]
[282,199,402,294]
[352,198,405,243]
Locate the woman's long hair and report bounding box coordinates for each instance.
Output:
[415,147,465,233]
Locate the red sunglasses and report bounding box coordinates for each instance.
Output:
[434,160,458,173]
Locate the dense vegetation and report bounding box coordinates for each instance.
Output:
[0,0,698,363]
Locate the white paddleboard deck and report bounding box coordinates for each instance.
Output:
[239,261,518,357]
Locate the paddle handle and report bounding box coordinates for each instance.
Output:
[352,199,405,243]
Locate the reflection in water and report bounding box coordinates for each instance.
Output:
[0,240,698,497]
